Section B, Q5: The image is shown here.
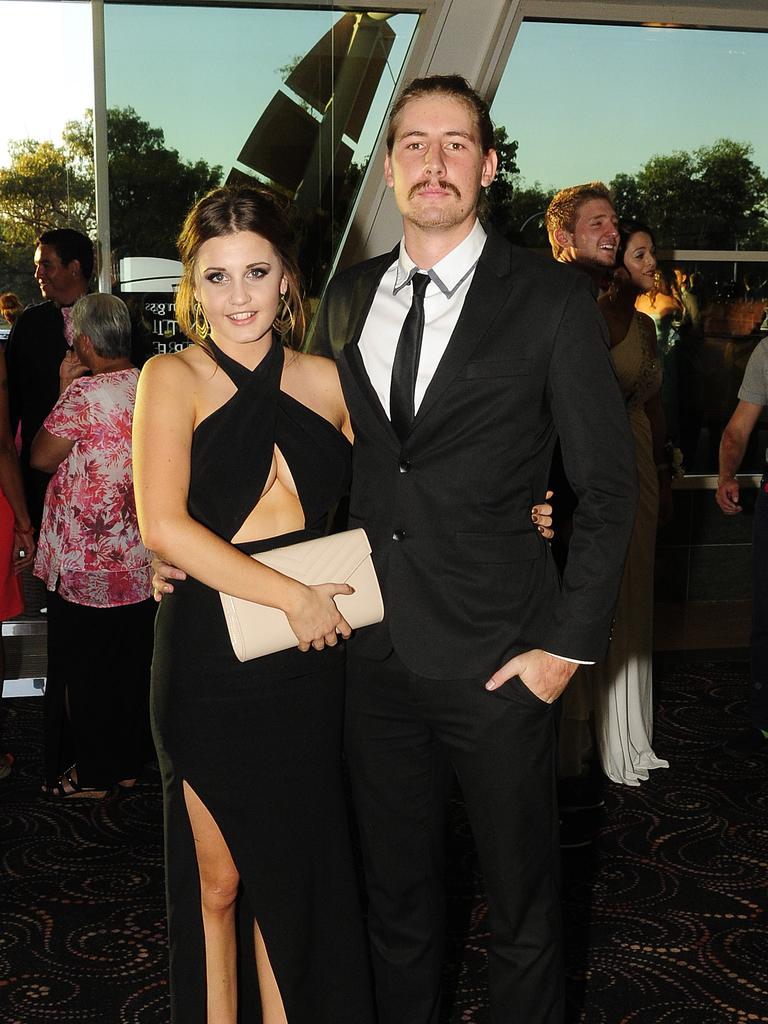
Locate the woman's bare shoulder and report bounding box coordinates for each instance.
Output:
[283,349,345,425]
[140,345,214,385]
[286,349,341,388]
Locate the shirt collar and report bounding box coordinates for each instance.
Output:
[394,219,487,298]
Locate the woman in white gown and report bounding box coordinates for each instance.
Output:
[590,222,672,785]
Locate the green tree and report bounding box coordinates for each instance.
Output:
[484,126,553,245]
[64,107,223,261]
[634,151,701,247]
[0,138,92,243]
[0,107,223,300]
[694,139,768,249]
[609,172,645,225]
[0,138,93,301]
[610,139,768,249]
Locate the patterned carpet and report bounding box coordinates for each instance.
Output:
[0,659,766,1024]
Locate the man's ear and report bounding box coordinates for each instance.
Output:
[480,148,498,187]
[66,258,82,280]
[384,152,394,189]
[553,227,572,249]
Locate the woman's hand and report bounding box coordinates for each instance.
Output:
[152,556,187,602]
[531,490,554,540]
[285,582,354,652]
[12,526,35,573]
[59,350,89,392]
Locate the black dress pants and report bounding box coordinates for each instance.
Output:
[45,591,156,788]
[344,647,564,1024]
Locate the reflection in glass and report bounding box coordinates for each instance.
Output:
[103,3,417,353]
[489,20,768,473]
[656,259,768,473]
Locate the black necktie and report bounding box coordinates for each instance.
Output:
[390,272,429,441]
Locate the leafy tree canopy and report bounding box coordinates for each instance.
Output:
[484,127,554,244]
[65,107,223,261]
[0,107,222,300]
[610,139,768,249]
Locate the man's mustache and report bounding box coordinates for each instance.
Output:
[408,180,461,200]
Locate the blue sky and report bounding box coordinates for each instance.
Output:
[1,4,766,196]
[492,21,768,190]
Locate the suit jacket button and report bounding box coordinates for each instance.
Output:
[398,459,411,474]
[392,529,406,542]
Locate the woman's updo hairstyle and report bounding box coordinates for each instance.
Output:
[175,185,306,355]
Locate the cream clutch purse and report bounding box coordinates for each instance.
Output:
[219,528,384,662]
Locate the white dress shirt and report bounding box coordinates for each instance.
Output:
[358,218,486,417]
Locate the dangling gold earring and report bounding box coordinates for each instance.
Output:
[273,292,295,337]
[194,301,210,340]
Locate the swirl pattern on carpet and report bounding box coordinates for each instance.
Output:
[0,659,765,1023]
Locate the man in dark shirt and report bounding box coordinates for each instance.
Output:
[6,229,93,528]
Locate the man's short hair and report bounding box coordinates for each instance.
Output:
[386,74,495,154]
[36,228,94,281]
[71,293,132,360]
[545,182,614,259]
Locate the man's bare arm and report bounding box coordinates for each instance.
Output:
[716,401,763,514]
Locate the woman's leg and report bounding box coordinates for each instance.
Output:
[254,922,288,1024]
[182,781,288,1024]
[182,781,240,1024]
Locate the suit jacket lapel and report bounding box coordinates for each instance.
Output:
[414,230,513,431]
[339,245,399,442]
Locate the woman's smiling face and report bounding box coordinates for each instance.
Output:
[622,230,657,293]
[194,230,286,351]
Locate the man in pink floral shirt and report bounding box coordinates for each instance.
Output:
[32,293,154,797]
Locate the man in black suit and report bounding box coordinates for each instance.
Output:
[314,76,638,1023]
[6,228,93,529]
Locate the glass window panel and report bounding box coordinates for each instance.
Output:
[490,21,768,475]
[0,0,94,332]
[657,256,768,474]
[103,2,417,354]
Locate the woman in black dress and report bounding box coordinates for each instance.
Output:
[133,186,373,1024]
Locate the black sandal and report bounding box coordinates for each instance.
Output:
[42,765,111,800]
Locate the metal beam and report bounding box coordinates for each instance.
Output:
[91,0,112,294]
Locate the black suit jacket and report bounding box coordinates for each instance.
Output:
[5,300,69,461]
[315,228,638,679]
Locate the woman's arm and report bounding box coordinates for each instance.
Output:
[133,355,352,650]
[31,349,91,472]
[30,428,74,473]
[0,351,34,569]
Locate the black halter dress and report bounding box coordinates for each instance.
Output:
[150,338,373,1023]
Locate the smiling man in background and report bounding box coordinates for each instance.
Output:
[546,181,619,292]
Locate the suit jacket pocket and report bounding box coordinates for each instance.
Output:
[456,530,542,564]
[461,358,532,379]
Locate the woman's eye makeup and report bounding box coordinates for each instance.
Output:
[201,263,272,283]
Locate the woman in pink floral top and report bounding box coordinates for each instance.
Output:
[32,293,154,798]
